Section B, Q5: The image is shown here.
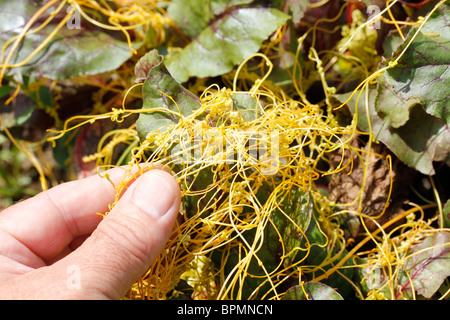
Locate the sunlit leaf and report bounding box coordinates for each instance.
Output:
[399,231,450,299]
[167,0,253,39]
[383,2,450,125]
[282,282,344,300]
[0,1,138,80]
[375,77,420,129]
[164,7,289,82]
[334,86,450,175]
[135,50,201,139]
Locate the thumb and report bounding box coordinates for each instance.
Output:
[54,169,181,299]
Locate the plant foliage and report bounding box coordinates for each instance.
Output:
[0,0,448,300]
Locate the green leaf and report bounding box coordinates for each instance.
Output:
[0,1,137,80]
[265,188,313,269]
[135,50,201,139]
[167,0,215,39]
[375,77,420,129]
[208,0,254,15]
[399,231,450,299]
[135,48,164,84]
[300,202,355,297]
[282,282,344,300]
[354,258,392,299]
[164,7,290,83]
[383,3,450,125]
[334,86,450,175]
[0,86,14,98]
[167,0,254,39]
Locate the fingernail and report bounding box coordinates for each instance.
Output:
[131,171,178,219]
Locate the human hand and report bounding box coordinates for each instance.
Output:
[0,168,181,299]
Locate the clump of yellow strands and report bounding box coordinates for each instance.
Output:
[45,1,450,299]
[359,203,445,300]
[58,59,359,299]
[13,0,447,300]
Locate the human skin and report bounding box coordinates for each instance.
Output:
[0,168,181,299]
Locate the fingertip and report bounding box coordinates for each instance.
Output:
[130,169,181,220]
